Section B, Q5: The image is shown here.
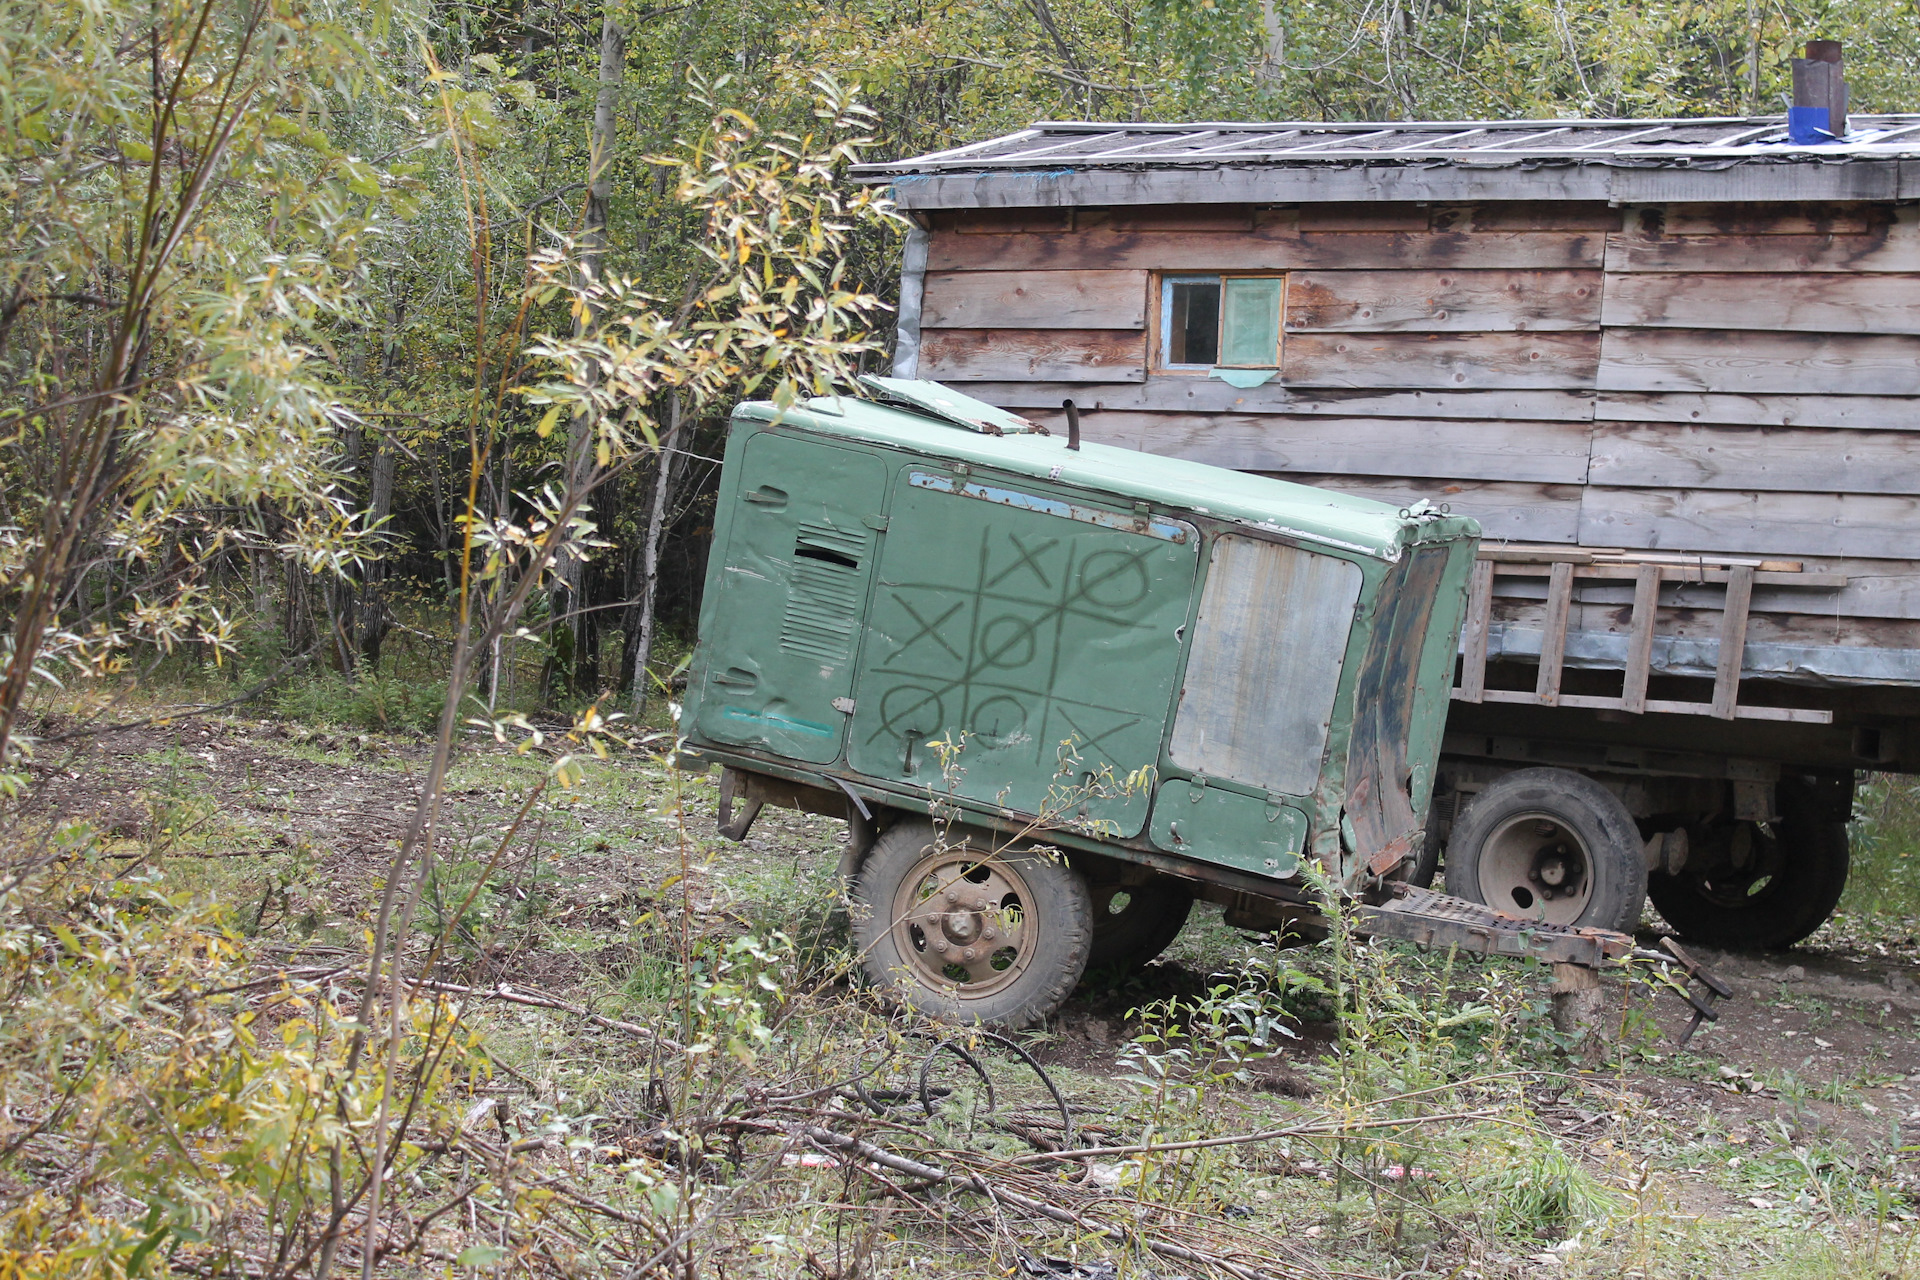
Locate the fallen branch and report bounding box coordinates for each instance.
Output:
[798,1125,1291,1280]
[1004,1107,1506,1167]
[95,847,279,860]
[411,978,683,1052]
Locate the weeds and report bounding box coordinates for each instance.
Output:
[20,713,1920,1277]
[13,734,1920,1276]
[1847,773,1920,917]
[274,670,449,734]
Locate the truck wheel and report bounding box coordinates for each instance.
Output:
[1648,780,1849,950]
[1087,881,1192,971]
[1444,768,1647,932]
[851,822,1091,1027]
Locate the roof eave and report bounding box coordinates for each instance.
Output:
[860,156,1920,208]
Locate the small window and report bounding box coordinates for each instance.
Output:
[1159,274,1285,370]
[1165,277,1220,366]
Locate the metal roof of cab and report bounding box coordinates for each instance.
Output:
[735,384,1477,560]
[852,114,1920,207]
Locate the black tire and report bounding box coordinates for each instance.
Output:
[1086,880,1193,970]
[1444,768,1647,933]
[851,821,1091,1027]
[1648,779,1850,950]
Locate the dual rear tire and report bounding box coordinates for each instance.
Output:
[1437,767,1849,949]
[1645,778,1849,950]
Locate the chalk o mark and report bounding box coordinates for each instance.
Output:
[968,696,1028,748]
[979,615,1039,669]
[1077,548,1153,610]
[877,685,945,738]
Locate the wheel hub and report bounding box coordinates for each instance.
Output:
[1687,821,1784,908]
[939,911,982,945]
[893,850,1032,1000]
[1477,813,1595,925]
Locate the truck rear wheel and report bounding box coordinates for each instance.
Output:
[1647,780,1849,950]
[851,822,1091,1027]
[1444,768,1647,933]
[1087,880,1192,971]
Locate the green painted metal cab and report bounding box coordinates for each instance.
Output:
[680,379,1481,1022]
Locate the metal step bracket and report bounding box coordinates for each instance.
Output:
[1635,936,1736,1048]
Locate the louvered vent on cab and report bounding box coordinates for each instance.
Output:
[782,521,870,662]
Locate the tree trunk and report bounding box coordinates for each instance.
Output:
[551,9,625,707]
[630,397,682,718]
[359,434,396,668]
[327,425,366,674]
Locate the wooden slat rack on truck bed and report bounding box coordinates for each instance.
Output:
[1454,545,1845,725]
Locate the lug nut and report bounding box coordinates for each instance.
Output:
[975,899,989,911]
[962,948,976,960]
[934,939,948,952]
[945,890,958,903]
[983,928,996,941]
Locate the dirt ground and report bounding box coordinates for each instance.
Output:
[27,712,1920,1276]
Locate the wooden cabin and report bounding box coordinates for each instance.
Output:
[855,116,1920,789]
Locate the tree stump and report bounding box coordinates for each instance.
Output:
[1550,962,1612,1055]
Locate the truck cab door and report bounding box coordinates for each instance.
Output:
[693,431,887,764]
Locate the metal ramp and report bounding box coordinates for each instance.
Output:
[1356,883,1636,967]
[1355,882,1733,1045]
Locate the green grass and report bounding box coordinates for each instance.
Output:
[273,669,448,733]
[27,685,1920,1279]
[1846,774,1920,918]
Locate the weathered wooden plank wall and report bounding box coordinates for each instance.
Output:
[911,199,1920,656]
[1029,409,1593,482]
[1588,423,1920,492]
[921,269,1148,329]
[1285,270,1601,332]
[919,328,1146,381]
[1602,272,1920,334]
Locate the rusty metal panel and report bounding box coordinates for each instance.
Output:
[1169,535,1362,797]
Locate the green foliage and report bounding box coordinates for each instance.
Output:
[14,0,1920,731]
[274,669,450,732]
[0,0,420,755]
[1123,942,1318,1096]
[1846,774,1920,917]
[790,0,1920,148]
[0,860,487,1278]
[1462,1131,1622,1239]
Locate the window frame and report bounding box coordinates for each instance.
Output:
[1153,271,1288,373]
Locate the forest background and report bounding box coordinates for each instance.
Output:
[8,0,1919,737]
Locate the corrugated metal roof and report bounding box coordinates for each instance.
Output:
[857,115,1920,175]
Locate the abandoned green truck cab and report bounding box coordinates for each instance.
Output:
[678,378,1482,1024]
